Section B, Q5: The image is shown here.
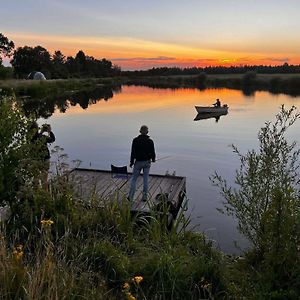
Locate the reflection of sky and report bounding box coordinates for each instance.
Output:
[2,1,300,69]
[43,86,300,253]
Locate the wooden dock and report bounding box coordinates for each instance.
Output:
[71,168,186,221]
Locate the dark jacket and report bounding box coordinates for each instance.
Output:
[130,134,156,165]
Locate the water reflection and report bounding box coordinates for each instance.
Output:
[18,85,121,119]
[10,85,300,253]
[194,111,228,122]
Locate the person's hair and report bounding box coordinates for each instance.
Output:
[139,125,148,134]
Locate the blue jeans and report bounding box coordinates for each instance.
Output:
[128,160,151,200]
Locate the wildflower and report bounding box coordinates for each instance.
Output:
[203,282,211,289]
[41,219,54,226]
[126,292,136,300]
[122,283,136,300]
[13,244,24,260]
[16,245,23,252]
[200,279,211,289]
[133,275,143,284]
[123,282,130,290]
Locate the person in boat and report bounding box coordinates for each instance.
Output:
[128,125,156,201]
[30,121,55,188]
[213,99,221,107]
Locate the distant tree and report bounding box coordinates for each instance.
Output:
[0,66,13,80]
[11,46,51,78]
[75,50,87,76]
[52,50,65,65]
[112,64,121,76]
[51,50,68,78]
[0,33,15,65]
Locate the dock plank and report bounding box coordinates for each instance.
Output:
[71,168,186,221]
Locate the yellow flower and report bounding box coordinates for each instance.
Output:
[16,244,23,251]
[123,282,130,290]
[126,292,136,300]
[13,245,24,260]
[133,275,143,284]
[41,219,54,226]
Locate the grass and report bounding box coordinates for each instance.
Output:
[0,162,227,299]
[1,97,299,299]
[0,77,123,99]
[1,144,299,300]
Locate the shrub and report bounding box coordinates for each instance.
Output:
[211,105,300,295]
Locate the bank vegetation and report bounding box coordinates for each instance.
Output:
[0,96,300,299]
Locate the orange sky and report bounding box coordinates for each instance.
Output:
[5,31,300,70]
[2,1,300,70]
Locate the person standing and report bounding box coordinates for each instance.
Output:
[128,125,156,201]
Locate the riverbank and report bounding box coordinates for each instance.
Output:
[122,73,300,97]
[1,73,300,99]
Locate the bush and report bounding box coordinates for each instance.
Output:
[211,105,300,295]
[0,66,13,80]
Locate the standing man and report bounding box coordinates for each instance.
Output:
[128,125,156,201]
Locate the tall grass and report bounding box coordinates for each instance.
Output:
[0,156,227,299]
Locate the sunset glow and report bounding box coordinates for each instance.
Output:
[1,1,300,70]
[56,87,246,116]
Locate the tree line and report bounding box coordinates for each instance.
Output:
[1,32,300,80]
[0,33,121,79]
[123,63,300,77]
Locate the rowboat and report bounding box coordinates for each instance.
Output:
[194,111,228,121]
[195,105,228,114]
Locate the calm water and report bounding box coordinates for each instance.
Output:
[41,86,300,253]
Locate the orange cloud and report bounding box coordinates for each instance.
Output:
[5,31,300,70]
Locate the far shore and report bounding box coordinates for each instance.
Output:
[1,72,300,97]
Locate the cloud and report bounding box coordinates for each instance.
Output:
[112,56,176,62]
[262,57,290,63]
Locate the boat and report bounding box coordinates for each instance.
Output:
[195,105,228,114]
[194,111,228,122]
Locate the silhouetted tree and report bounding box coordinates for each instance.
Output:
[74,50,87,76]
[11,46,51,78]
[0,33,15,65]
[51,50,68,78]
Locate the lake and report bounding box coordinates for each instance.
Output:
[40,85,300,253]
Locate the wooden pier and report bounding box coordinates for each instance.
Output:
[71,168,186,222]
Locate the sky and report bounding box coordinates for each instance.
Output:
[1,0,300,70]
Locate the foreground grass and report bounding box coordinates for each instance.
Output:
[1,98,299,299]
[0,169,227,299]
[1,155,299,299]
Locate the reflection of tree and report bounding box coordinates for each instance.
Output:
[242,86,256,97]
[68,85,116,109]
[19,85,120,119]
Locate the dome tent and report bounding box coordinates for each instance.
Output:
[27,71,46,80]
